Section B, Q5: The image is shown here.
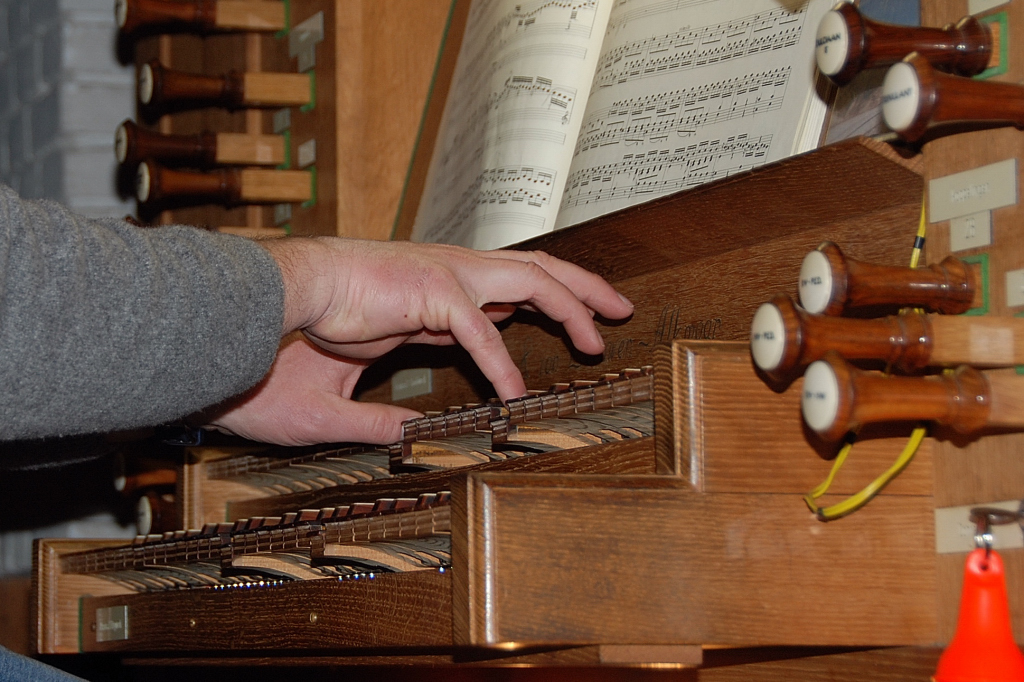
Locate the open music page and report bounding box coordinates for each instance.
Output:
[411,0,614,249]
[411,0,831,248]
[555,0,833,228]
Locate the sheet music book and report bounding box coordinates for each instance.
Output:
[409,0,834,249]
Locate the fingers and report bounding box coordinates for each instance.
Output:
[442,297,528,402]
[475,249,634,320]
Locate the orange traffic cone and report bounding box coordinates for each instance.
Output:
[934,548,1024,682]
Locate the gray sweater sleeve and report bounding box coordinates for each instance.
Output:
[0,185,284,440]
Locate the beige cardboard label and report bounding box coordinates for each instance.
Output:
[929,158,1017,223]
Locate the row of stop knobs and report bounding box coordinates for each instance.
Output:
[750,243,1024,443]
[115,0,312,209]
[815,3,1024,143]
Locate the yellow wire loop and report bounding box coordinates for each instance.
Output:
[803,199,929,521]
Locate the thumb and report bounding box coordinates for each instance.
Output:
[312,396,422,445]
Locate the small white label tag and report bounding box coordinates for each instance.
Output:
[929,158,1017,223]
[950,210,992,252]
[1006,269,1024,308]
[95,605,129,642]
[968,0,1008,15]
[297,139,317,168]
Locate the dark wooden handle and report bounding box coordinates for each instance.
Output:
[802,352,990,442]
[116,0,216,34]
[116,120,216,167]
[136,160,241,205]
[883,52,1024,141]
[799,241,977,315]
[139,59,244,112]
[750,294,932,380]
[817,2,991,86]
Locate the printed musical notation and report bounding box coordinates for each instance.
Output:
[561,133,770,208]
[606,0,719,32]
[593,7,803,91]
[575,67,788,153]
[418,165,556,246]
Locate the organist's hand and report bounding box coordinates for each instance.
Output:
[207,333,422,445]
[210,238,633,446]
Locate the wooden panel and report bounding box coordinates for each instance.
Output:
[455,473,937,647]
[654,340,935,496]
[81,571,451,652]
[0,577,31,655]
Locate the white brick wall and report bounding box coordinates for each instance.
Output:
[0,0,133,217]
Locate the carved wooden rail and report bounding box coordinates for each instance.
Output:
[883,52,1024,141]
[798,241,978,315]
[815,2,990,85]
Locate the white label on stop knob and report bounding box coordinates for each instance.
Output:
[750,302,787,372]
[136,163,151,202]
[115,123,129,164]
[115,0,127,29]
[881,61,921,133]
[802,360,840,434]
[799,249,833,314]
[138,64,154,105]
[815,9,850,76]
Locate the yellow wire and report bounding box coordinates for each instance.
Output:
[804,199,929,521]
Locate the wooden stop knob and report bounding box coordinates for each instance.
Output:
[815,2,991,86]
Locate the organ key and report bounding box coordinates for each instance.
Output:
[139,60,312,114]
[815,2,991,86]
[116,120,286,167]
[136,160,312,207]
[116,0,287,35]
[882,52,1024,142]
[798,241,979,315]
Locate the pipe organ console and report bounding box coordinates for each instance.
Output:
[27,0,1024,678]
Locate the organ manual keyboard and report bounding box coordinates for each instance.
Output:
[36,138,965,676]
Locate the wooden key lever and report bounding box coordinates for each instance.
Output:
[801,352,1024,442]
[815,2,991,86]
[882,52,1024,142]
[139,59,311,113]
[798,241,978,316]
[750,294,1024,380]
[116,0,286,35]
[136,159,312,206]
[116,120,286,167]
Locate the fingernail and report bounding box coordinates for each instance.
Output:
[618,293,634,308]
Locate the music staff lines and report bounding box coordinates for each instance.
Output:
[593,7,804,91]
[462,0,600,80]
[419,165,556,245]
[576,67,788,153]
[562,133,771,207]
[606,0,720,32]
[439,75,577,180]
